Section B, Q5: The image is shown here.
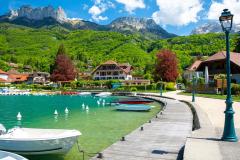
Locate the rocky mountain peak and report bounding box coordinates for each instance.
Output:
[191,21,240,34]
[110,17,159,31]
[7,5,67,22]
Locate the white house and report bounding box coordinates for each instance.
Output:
[92,60,133,80]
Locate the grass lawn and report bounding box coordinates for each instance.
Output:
[179,92,240,102]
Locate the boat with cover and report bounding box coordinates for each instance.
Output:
[95,92,112,97]
[115,97,154,104]
[116,104,151,111]
[0,124,81,155]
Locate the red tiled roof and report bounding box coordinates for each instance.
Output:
[187,60,202,71]
[0,69,8,75]
[204,51,240,67]
[8,74,29,82]
[92,60,133,74]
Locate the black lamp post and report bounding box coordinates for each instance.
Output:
[219,9,238,142]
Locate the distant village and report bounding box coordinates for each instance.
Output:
[0,51,240,93]
[0,60,150,86]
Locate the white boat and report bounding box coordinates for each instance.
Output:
[116,104,151,111]
[0,150,28,160]
[95,92,112,97]
[0,126,81,155]
[78,92,91,95]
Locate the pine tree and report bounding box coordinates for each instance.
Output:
[50,44,77,82]
[154,49,179,82]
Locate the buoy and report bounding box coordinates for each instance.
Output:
[97,101,100,105]
[54,110,58,115]
[65,108,69,114]
[82,103,85,107]
[17,112,22,121]
[86,105,89,110]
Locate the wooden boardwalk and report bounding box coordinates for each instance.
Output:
[92,96,193,160]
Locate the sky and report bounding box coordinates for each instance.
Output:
[0,0,240,35]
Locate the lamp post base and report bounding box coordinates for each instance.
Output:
[221,136,238,142]
[222,109,238,142]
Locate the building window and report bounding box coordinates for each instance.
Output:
[113,71,118,75]
[100,72,106,76]
[107,72,111,75]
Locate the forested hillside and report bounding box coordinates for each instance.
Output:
[0,23,238,75]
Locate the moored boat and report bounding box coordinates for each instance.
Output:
[95,92,112,97]
[0,126,81,155]
[116,104,151,111]
[115,97,154,104]
[78,92,91,95]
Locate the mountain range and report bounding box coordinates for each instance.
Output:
[0,5,239,39]
[191,22,240,34]
[0,5,176,39]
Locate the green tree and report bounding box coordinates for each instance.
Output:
[234,32,240,52]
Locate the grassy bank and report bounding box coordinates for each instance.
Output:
[178,92,240,102]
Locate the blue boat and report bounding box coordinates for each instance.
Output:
[116,104,151,111]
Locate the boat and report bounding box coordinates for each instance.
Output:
[95,92,112,97]
[78,92,91,95]
[0,125,81,155]
[0,150,28,160]
[115,104,151,111]
[115,97,154,104]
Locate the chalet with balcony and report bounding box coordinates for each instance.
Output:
[91,60,150,86]
[27,72,50,84]
[92,60,133,80]
[196,51,240,83]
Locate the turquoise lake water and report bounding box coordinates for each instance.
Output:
[0,95,161,160]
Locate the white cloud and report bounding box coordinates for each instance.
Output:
[115,0,145,13]
[152,0,203,26]
[88,0,115,22]
[208,0,240,24]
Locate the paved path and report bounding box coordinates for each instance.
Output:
[159,91,240,160]
[163,91,240,129]
[92,97,192,160]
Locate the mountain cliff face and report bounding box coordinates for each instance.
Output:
[108,17,176,39]
[191,22,240,34]
[6,5,67,22]
[0,5,176,39]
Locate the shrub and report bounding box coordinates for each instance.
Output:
[197,77,205,85]
[231,84,240,95]
[130,87,138,92]
[165,82,176,91]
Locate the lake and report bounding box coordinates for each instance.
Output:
[0,95,161,160]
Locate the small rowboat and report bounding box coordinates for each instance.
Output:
[0,126,81,155]
[116,104,151,111]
